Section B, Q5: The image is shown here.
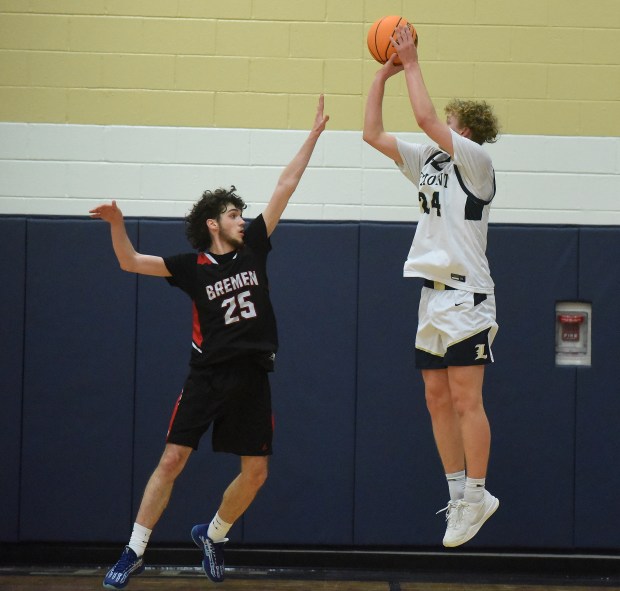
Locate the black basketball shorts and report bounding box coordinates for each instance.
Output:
[166,359,273,456]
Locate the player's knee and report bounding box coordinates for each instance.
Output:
[157,447,190,479]
[451,391,484,418]
[424,384,452,414]
[243,461,268,491]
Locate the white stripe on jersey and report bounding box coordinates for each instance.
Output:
[202,252,239,265]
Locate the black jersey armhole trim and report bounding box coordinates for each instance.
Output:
[454,164,495,221]
[424,150,443,166]
[425,151,452,171]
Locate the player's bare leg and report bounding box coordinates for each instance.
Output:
[218,455,269,523]
[440,364,498,547]
[191,456,268,583]
[447,365,489,479]
[104,443,192,589]
[136,443,193,529]
[423,368,465,474]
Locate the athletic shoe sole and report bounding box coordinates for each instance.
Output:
[102,562,145,589]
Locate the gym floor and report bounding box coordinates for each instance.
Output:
[2,546,620,591]
[1,565,620,591]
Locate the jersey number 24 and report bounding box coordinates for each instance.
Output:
[419,191,441,216]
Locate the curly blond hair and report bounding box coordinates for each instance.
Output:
[445,99,499,145]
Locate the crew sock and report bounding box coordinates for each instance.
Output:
[464,477,486,504]
[128,522,152,558]
[446,470,466,501]
[207,512,232,542]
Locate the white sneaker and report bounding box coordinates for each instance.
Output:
[439,490,499,547]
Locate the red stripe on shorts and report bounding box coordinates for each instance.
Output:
[166,391,183,440]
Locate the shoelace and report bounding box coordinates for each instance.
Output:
[200,536,225,580]
[437,500,466,528]
[201,536,226,559]
[200,536,215,552]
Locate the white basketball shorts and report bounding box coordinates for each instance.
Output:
[415,284,498,369]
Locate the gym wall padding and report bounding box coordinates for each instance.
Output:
[4,216,620,551]
[244,223,360,545]
[575,227,620,549]
[0,218,26,542]
[482,226,580,548]
[355,225,581,548]
[19,219,139,542]
[354,223,437,545]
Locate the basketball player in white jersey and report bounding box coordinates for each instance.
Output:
[363,25,500,547]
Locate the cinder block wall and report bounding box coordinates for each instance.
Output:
[0,0,618,134]
[1,1,619,221]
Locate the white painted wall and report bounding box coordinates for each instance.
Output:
[1,123,619,224]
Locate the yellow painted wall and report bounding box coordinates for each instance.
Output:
[0,0,618,134]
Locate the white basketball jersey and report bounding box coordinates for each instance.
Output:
[397,130,496,294]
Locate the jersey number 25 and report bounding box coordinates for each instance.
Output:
[222,290,257,325]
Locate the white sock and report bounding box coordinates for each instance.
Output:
[128,522,152,558]
[464,477,486,504]
[446,470,466,501]
[207,512,232,542]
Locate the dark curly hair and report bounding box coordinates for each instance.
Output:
[445,99,500,145]
[185,186,246,250]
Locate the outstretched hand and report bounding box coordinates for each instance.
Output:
[390,24,419,67]
[89,200,123,224]
[379,52,404,79]
[311,94,330,135]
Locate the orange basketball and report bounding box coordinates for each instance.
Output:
[367,15,418,65]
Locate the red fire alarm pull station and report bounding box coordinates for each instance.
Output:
[555,302,591,367]
[558,313,585,342]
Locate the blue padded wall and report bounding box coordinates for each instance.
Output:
[242,223,360,544]
[483,226,579,548]
[0,218,26,542]
[5,214,620,552]
[355,223,437,545]
[132,220,239,544]
[575,227,620,549]
[20,219,138,541]
[356,224,580,549]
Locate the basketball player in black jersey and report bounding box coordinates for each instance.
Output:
[91,95,328,589]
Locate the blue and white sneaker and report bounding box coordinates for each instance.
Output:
[191,524,228,583]
[103,546,145,589]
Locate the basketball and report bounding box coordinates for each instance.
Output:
[367,15,418,65]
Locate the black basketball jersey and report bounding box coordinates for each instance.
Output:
[164,214,278,369]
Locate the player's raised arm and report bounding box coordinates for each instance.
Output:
[391,25,455,157]
[261,95,329,237]
[363,54,403,164]
[89,200,171,277]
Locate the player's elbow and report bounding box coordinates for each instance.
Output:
[362,130,375,145]
[118,256,140,273]
[363,128,382,149]
[119,261,135,273]
[362,121,381,143]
